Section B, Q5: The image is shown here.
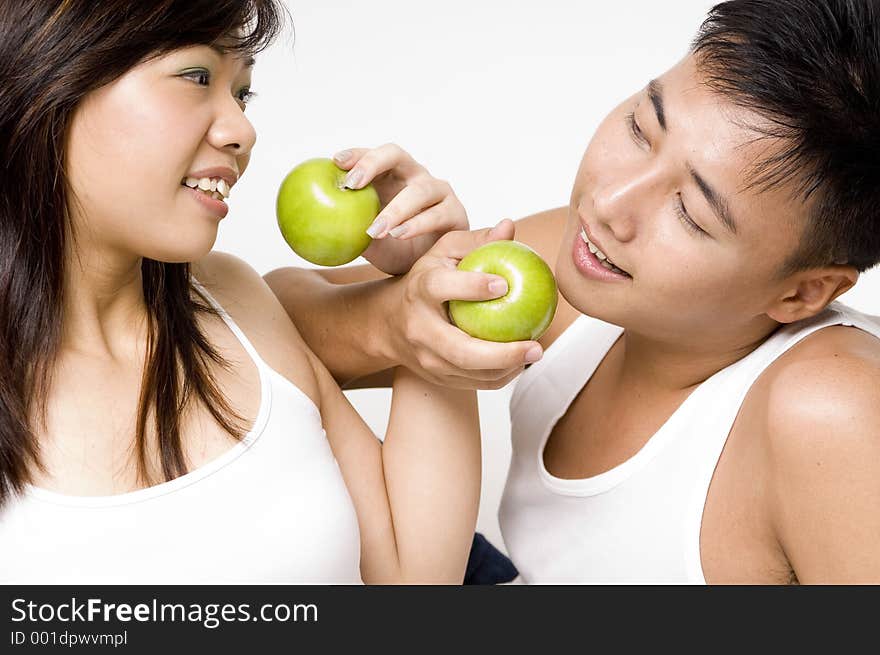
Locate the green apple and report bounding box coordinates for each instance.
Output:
[449,240,558,342]
[276,157,381,266]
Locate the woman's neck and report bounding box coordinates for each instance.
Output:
[60,245,150,360]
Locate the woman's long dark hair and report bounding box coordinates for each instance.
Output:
[0,0,285,506]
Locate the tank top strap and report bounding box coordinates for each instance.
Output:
[638,301,880,448]
[726,301,880,388]
[510,313,623,449]
[512,314,623,408]
[678,301,880,581]
[190,275,273,377]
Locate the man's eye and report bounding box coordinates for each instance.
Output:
[625,112,647,145]
[674,194,708,237]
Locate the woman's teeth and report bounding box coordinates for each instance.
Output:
[183,177,230,201]
[580,228,628,276]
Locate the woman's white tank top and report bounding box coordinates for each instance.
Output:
[0,279,362,584]
[499,301,880,584]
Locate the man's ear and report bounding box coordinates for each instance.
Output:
[766,265,859,324]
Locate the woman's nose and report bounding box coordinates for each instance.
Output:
[208,98,257,156]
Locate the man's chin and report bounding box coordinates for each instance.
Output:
[557,260,634,329]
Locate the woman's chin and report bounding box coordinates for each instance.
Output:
[141,236,217,265]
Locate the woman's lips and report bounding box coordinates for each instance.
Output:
[183,185,229,219]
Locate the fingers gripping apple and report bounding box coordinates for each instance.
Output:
[449,240,558,343]
[276,158,381,266]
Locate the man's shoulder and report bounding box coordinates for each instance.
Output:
[749,322,880,469]
[760,323,880,406]
[512,206,582,348]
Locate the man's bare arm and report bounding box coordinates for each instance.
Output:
[263,208,579,390]
[263,265,395,388]
[766,336,880,583]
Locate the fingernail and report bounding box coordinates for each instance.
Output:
[524,345,543,364]
[344,169,364,189]
[366,217,386,238]
[333,149,352,164]
[388,224,408,238]
[488,277,508,296]
[487,219,504,238]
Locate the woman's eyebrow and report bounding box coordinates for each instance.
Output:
[208,44,255,68]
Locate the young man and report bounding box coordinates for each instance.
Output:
[264,0,880,584]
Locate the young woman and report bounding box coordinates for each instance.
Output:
[266,0,880,584]
[0,0,493,584]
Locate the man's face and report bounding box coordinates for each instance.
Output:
[555,54,811,346]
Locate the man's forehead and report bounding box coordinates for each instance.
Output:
[660,57,797,194]
[655,56,810,234]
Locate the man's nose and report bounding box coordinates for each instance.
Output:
[590,163,664,241]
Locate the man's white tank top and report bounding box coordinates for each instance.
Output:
[0,279,362,584]
[499,301,880,584]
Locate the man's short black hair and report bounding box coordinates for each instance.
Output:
[693,0,880,276]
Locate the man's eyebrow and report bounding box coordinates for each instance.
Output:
[688,164,738,235]
[648,77,738,236]
[208,44,255,68]
[648,79,666,131]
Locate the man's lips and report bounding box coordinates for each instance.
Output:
[578,221,630,276]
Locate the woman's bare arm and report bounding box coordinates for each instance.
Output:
[205,250,481,583]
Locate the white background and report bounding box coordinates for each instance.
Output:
[214,0,880,553]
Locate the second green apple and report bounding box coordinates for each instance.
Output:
[449,240,558,343]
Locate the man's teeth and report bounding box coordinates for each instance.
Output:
[579,228,628,275]
[183,177,230,201]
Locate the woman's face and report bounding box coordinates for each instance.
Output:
[554,54,814,345]
[65,44,256,264]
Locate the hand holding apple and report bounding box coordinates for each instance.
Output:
[276,157,381,266]
[330,144,470,275]
[371,222,545,390]
[448,240,557,343]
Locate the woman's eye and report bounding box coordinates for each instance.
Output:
[237,88,257,105]
[182,70,256,106]
[184,70,211,85]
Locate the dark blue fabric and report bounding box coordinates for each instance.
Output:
[463,533,518,584]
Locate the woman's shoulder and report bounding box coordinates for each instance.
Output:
[192,250,268,303]
[191,250,282,327]
[192,250,321,406]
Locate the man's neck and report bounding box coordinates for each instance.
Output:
[616,319,783,394]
